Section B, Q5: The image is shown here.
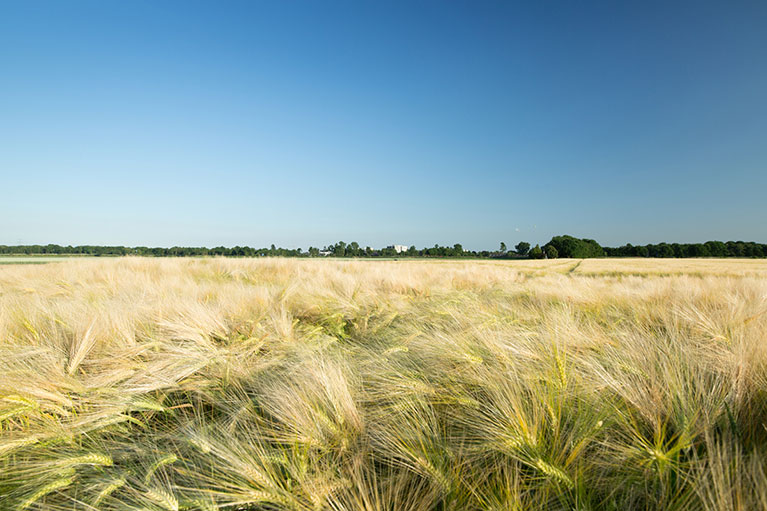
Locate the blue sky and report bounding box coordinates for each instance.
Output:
[1,1,766,249]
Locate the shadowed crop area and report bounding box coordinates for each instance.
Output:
[1,258,767,510]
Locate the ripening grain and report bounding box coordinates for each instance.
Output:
[1,257,767,510]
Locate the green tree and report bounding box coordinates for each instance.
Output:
[705,241,726,257]
[529,244,544,259]
[544,245,558,259]
[499,242,507,253]
[333,241,347,257]
[545,235,604,258]
[515,242,530,255]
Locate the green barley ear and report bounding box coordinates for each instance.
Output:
[2,395,39,408]
[93,477,127,506]
[146,487,179,511]
[554,350,567,388]
[534,458,574,489]
[383,345,409,356]
[0,396,38,423]
[21,318,40,340]
[0,435,40,457]
[187,434,212,454]
[0,405,35,422]
[463,352,484,364]
[414,455,452,493]
[54,467,77,478]
[20,476,74,509]
[61,452,113,467]
[145,454,178,483]
[130,396,168,413]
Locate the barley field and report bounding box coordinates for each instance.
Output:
[1,257,766,510]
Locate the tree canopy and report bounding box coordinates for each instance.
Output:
[544,235,605,258]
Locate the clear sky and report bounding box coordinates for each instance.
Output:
[1,1,766,249]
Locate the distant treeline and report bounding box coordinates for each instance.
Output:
[1,236,766,258]
[0,243,482,258]
[540,235,767,259]
[602,240,767,258]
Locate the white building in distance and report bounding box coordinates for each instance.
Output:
[391,245,408,254]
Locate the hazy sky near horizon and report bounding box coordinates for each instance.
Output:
[2,1,766,249]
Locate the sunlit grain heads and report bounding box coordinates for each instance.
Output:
[18,476,75,510]
[0,257,766,509]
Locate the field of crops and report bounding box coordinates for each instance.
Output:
[1,257,766,510]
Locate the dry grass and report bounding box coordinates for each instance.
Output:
[1,257,767,510]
